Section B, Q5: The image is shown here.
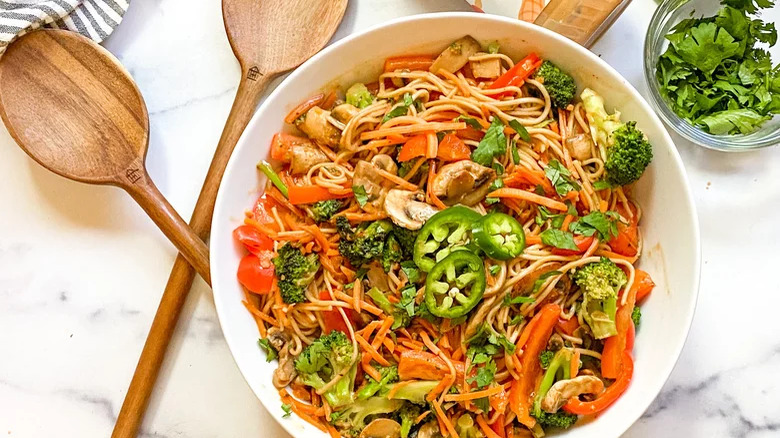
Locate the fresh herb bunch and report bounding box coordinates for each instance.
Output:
[656,0,780,135]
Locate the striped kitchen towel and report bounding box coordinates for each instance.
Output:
[0,0,129,54]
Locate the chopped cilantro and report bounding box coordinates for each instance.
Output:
[352,185,369,207]
[281,403,292,418]
[540,228,578,251]
[544,160,581,196]
[258,338,278,362]
[471,117,507,166]
[508,119,532,142]
[569,211,619,241]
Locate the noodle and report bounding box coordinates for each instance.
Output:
[232,37,655,438]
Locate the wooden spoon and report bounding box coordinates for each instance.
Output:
[0,29,211,285]
[111,1,348,437]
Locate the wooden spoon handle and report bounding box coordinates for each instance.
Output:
[111,71,272,438]
[123,166,212,285]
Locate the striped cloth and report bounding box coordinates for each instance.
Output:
[0,0,129,54]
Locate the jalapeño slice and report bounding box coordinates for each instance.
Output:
[424,250,486,318]
[413,206,482,272]
[472,212,526,260]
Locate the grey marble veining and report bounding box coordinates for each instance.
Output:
[1,0,779,437]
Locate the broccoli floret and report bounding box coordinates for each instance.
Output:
[336,217,394,267]
[391,226,419,258]
[331,397,404,438]
[539,350,555,369]
[573,257,627,339]
[273,243,320,304]
[310,199,343,222]
[295,331,358,408]
[399,403,422,438]
[605,121,653,186]
[534,61,576,109]
[534,411,579,429]
[366,287,411,330]
[581,88,653,186]
[632,305,641,330]
[382,235,403,272]
[356,365,398,400]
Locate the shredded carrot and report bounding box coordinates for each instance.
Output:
[342,212,389,222]
[362,361,383,381]
[371,316,395,350]
[326,425,341,438]
[433,400,460,438]
[360,122,466,140]
[427,378,451,402]
[596,249,639,264]
[415,410,432,424]
[599,199,609,212]
[358,321,382,338]
[561,214,574,232]
[398,338,425,351]
[285,93,324,124]
[444,384,505,402]
[382,337,395,353]
[355,333,390,366]
[477,415,502,438]
[487,188,568,211]
[375,167,419,191]
[571,350,581,378]
[304,225,330,252]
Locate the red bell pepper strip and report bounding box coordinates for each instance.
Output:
[509,303,561,428]
[601,269,644,379]
[318,291,356,337]
[551,235,594,256]
[490,413,506,438]
[456,126,485,141]
[634,269,656,303]
[397,134,427,162]
[237,254,274,294]
[564,351,634,415]
[556,317,580,336]
[437,134,471,161]
[489,53,542,97]
[252,194,279,227]
[287,185,351,205]
[384,55,436,72]
[233,225,274,255]
[610,203,639,257]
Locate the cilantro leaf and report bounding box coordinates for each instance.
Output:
[672,22,742,75]
[544,160,581,196]
[540,229,578,250]
[258,338,278,362]
[456,115,484,130]
[281,403,292,418]
[400,260,422,284]
[398,284,417,317]
[471,117,507,166]
[468,360,497,388]
[700,108,769,134]
[352,185,369,207]
[382,93,415,122]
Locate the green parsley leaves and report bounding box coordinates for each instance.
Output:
[471,117,507,166]
[656,0,779,135]
[258,338,278,362]
[382,93,416,122]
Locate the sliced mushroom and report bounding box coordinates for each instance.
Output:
[431,161,496,206]
[430,36,482,74]
[366,262,390,292]
[267,327,290,352]
[541,375,605,413]
[469,54,501,79]
[352,154,397,210]
[332,103,360,124]
[546,333,564,352]
[360,418,401,438]
[566,133,594,161]
[297,106,341,147]
[384,189,440,230]
[416,421,443,438]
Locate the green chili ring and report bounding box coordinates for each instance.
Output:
[424,250,486,319]
[472,212,526,260]
[413,206,482,272]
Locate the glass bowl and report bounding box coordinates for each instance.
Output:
[644,0,780,151]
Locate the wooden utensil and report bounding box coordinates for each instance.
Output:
[111,1,348,437]
[0,29,211,285]
[534,0,632,48]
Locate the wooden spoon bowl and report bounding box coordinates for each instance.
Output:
[0,29,211,284]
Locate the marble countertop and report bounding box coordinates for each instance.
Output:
[2,0,779,437]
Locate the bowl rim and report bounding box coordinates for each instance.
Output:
[211,11,702,438]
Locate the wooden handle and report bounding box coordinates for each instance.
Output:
[111,70,271,438]
[123,165,212,285]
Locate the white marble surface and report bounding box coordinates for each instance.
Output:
[1,0,779,437]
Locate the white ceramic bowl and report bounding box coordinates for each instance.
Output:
[211,13,701,438]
